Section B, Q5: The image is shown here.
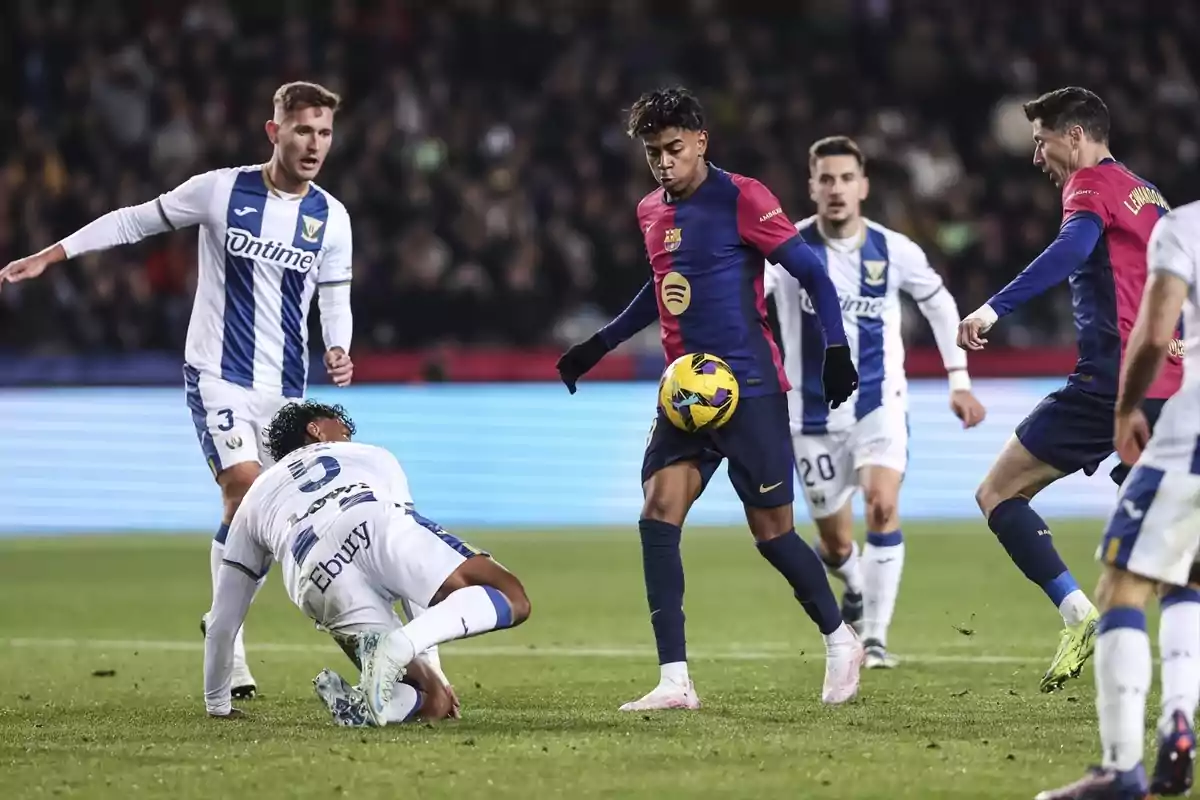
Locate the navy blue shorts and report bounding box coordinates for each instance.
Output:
[641,392,795,508]
[1016,384,1166,483]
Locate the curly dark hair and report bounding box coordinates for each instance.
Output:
[264,400,357,463]
[626,86,705,138]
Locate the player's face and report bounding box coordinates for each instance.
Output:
[267,105,335,184]
[809,155,868,224]
[641,128,708,196]
[1030,119,1076,187]
[306,417,352,445]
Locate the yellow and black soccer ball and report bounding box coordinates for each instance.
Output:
[658,353,740,433]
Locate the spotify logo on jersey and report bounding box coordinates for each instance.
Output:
[661,272,691,315]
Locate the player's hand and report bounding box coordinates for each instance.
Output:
[324,347,353,387]
[950,390,987,429]
[822,345,859,409]
[208,707,246,720]
[956,317,991,351]
[0,252,53,293]
[1115,408,1151,466]
[555,333,609,394]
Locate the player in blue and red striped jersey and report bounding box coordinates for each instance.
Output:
[556,87,863,711]
[957,87,1184,703]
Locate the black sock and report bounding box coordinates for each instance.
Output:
[638,518,687,665]
[988,498,1080,607]
[757,530,843,635]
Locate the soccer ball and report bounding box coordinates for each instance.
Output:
[658,353,740,433]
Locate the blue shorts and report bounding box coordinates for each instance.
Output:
[1016,384,1114,477]
[1016,384,1166,482]
[641,392,795,508]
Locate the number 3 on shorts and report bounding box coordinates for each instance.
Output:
[216,408,235,432]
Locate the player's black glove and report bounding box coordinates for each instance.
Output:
[556,333,610,394]
[822,344,859,409]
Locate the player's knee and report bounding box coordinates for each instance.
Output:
[641,493,686,526]
[973,481,996,518]
[505,584,531,627]
[863,489,897,532]
[218,462,260,518]
[1096,565,1154,611]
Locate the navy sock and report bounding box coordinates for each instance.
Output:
[215,522,230,545]
[988,498,1078,606]
[638,518,686,665]
[757,530,843,635]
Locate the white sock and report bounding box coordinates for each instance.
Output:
[383,682,422,724]
[391,585,513,658]
[862,531,905,646]
[1059,589,1096,627]
[823,621,857,649]
[211,538,261,673]
[1096,608,1151,772]
[1158,588,1200,732]
[400,600,450,686]
[823,542,864,595]
[659,661,690,687]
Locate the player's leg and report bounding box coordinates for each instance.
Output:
[859,465,904,669]
[184,367,263,697]
[1038,465,1200,799]
[616,413,712,711]
[1151,565,1200,796]
[848,407,910,669]
[793,431,862,631]
[356,509,530,724]
[726,394,862,705]
[978,386,1117,691]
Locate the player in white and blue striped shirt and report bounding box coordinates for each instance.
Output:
[0,82,354,697]
[766,136,987,669]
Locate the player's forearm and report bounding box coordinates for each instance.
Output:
[318,283,353,352]
[1117,327,1168,416]
[917,288,971,391]
[984,215,1101,320]
[598,280,658,349]
[59,200,173,259]
[203,565,257,715]
[1117,271,1191,414]
[770,238,848,346]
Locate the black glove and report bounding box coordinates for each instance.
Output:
[822,344,859,409]
[556,333,610,394]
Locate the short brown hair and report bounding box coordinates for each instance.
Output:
[273,81,342,116]
[1023,87,1109,143]
[808,136,865,171]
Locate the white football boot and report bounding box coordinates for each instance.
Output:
[822,629,865,705]
[618,679,701,712]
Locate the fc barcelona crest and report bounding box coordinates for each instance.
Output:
[663,227,683,253]
[863,259,887,287]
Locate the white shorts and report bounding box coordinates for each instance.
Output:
[792,405,908,519]
[1098,461,1200,586]
[183,365,296,477]
[291,503,481,635]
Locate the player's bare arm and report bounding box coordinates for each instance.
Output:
[1115,271,1189,465]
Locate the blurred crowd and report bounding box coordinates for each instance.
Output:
[3,0,1200,356]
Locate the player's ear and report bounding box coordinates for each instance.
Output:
[306,420,323,442]
[808,176,819,203]
[265,119,279,145]
[859,174,870,201]
[696,130,708,157]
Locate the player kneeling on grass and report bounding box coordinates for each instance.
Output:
[203,401,531,726]
[1037,206,1200,800]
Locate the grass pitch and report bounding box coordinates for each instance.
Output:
[0,522,1145,798]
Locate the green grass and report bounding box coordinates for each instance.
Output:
[0,522,1145,798]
